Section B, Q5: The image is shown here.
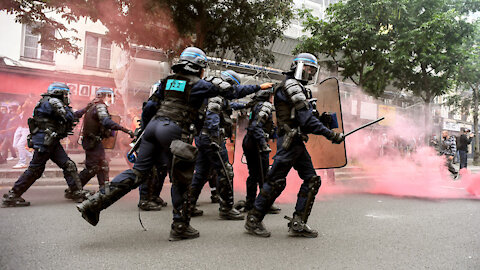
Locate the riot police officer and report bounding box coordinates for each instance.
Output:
[245,53,344,238]
[2,82,88,207]
[189,70,251,220]
[72,87,134,195]
[77,47,273,241]
[237,88,281,214]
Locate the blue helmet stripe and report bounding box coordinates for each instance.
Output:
[221,71,240,85]
[294,57,318,65]
[181,52,208,62]
[48,86,70,91]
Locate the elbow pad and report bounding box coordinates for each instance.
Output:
[205,76,233,93]
[96,104,110,121]
[285,79,308,110]
[257,102,274,125]
[48,98,67,118]
[207,96,223,114]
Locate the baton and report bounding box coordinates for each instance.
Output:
[344,117,385,137]
[127,130,144,163]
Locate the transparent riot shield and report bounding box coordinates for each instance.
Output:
[306,77,347,169]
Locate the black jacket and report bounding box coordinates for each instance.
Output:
[457,134,473,152]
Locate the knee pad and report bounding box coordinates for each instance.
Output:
[270,178,287,195]
[62,159,78,174]
[260,178,286,200]
[308,175,321,195]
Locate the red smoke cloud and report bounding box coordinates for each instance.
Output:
[232,90,480,203]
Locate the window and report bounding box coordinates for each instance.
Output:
[84,32,111,70]
[22,25,54,62]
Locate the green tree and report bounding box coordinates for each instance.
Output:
[296,0,479,131]
[1,0,293,64]
[447,22,480,164]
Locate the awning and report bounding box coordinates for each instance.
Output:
[0,65,116,105]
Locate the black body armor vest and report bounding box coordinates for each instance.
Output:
[83,101,110,139]
[155,74,201,133]
[31,96,71,137]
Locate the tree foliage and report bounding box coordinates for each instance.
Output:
[1,0,294,63]
[296,0,479,102]
[446,22,480,163]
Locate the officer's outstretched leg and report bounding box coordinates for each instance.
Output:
[2,164,44,207]
[77,169,146,226]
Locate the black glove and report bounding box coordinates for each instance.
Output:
[210,141,221,151]
[260,143,272,153]
[121,127,134,138]
[329,132,344,144]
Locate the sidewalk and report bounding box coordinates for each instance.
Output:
[1,155,479,187]
[0,153,131,187]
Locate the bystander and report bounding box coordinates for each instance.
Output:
[457,128,474,170]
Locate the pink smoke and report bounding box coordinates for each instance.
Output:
[232,90,480,204]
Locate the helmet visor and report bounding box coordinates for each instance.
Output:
[294,62,319,85]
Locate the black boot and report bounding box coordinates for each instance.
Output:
[65,188,91,203]
[268,204,281,214]
[210,190,220,203]
[169,221,200,241]
[76,184,131,226]
[191,207,204,217]
[220,207,244,220]
[287,214,318,238]
[76,192,104,226]
[233,200,246,212]
[245,209,270,237]
[138,199,163,211]
[155,196,168,207]
[1,190,30,207]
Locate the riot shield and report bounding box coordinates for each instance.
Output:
[306,77,347,169]
[225,119,236,164]
[235,114,249,164]
[102,114,121,149]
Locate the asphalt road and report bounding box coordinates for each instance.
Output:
[1,185,479,270]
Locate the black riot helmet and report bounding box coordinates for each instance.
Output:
[47,82,71,104]
[254,87,274,101]
[220,70,241,85]
[290,53,319,85]
[171,47,208,74]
